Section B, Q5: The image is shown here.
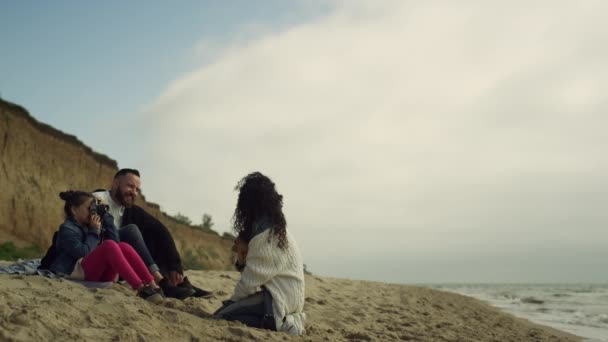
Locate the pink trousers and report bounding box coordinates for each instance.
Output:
[81,240,153,290]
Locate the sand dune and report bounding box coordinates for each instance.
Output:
[0,269,580,341]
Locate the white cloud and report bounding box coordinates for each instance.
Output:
[138,1,608,282]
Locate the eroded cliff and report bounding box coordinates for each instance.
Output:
[0,98,232,270]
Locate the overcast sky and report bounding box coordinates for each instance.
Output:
[2,1,607,283]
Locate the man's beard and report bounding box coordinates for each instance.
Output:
[115,188,134,208]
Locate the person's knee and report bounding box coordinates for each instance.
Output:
[101,239,118,247]
[118,242,135,253]
[100,239,120,252]
[120,224,143,239]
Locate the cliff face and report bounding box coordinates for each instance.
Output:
[0,99,232,270]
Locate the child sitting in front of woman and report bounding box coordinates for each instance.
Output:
[49,190,163,303]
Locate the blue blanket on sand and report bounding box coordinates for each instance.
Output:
[0,259,114,288]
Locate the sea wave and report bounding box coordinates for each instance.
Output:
[434,283,608,342]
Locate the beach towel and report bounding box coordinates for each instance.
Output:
[0,259,114,288]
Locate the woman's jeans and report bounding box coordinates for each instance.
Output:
[118,224,160,274]
[214,290,277,331]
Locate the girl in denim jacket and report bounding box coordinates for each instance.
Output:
[49,190,163,303]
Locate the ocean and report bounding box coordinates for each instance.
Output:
[430,284,608,342]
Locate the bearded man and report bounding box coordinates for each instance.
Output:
[93,168,212,299]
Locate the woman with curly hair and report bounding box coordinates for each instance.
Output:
[214,172,306,335]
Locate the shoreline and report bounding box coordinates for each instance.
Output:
[433,283,606,342]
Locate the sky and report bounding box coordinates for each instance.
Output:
[1,1,607,284]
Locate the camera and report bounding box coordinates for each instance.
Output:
[89,198,109,216]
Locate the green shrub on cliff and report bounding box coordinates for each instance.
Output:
[182,248,207,270]
[0,241,43,261]
[221,232,236,240]
[170,212,220,235]
[172,212,192,225]
[192,213,219,236]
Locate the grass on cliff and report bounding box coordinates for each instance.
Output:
[170,213,221,236]
[0,241,43,261]
[182,248,208,271]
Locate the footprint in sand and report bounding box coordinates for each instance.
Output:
[9,310,28,326]
[386,324,402,332]
[344,315,359,324]
[162,310,180,323]
[227,326,255,339]
[344,331,372,341]
[352,311,365,318]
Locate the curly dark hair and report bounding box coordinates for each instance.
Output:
[232,172,288,250]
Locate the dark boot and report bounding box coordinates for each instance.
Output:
[179,276,214,298]
[159,278,195,299]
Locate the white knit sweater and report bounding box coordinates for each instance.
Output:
[231,229,306,335]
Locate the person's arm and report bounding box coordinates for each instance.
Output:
[232,237,248,272]
[55,224,100,260]
[231,235,277,301]
[101,213,119,242]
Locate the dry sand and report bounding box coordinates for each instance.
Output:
[0,269,580,342]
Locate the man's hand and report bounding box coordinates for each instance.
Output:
[167,271,184,286]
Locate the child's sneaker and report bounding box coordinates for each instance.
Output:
[137,285,164,304]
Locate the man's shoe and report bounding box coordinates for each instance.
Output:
[159,278,195,299]
[179,276,214,298]
[137,285,164,304]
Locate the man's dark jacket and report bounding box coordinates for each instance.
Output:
[122,205,184,274]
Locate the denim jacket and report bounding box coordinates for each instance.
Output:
[49,213,119,275]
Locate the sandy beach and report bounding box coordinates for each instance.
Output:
[0,266,580,342]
